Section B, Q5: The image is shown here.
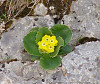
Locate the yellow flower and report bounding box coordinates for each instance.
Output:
[38,41,47,50]
[49,36,58,46]
[46,45,54,53]
[38,35,58,53]
[42,35,50,42]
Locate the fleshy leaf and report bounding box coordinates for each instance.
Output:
[50,24,72,46]
[30,27,39,32]
[58,45,73,56]
[31,55,41,61]
[23,31,41,56]
[50,36,64,57]
[36,27,53,43]
[40,56,61,70]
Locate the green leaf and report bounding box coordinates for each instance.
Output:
[23,31,41,56]
[36,27,53,43]
[30,27,39,32]
[50,24,72,46]
[50,36,64,57]
[58,45,73,56]
[31,55,41,61]
[40,56,61,70]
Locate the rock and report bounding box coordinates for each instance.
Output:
[34,3,48,16]
[1,77,13,84]
[0,0,100,83]
[0,15,54,62]
[23,61,45,80]
[60,0,100,45]
[62,41,100,83]
[0,41,100,83]
[0,61,25,84]
[6,61,24,76]
[0,40,3,62]
[0,61,63,84]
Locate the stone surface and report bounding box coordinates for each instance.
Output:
[34,3,48,16]
[62,41,100,83]
[0,61,63,84]
[0,0,100,83]
[60,0,100,45]
[0,15,54,62]
[0,41,100,84]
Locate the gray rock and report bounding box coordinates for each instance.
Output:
[0,61,26,84]
[0,61,63,84]
[34,3,48,16]
[6,61,24,76]
[0,41,100,83]
[62,41,100,83]
[0,0,100,83]
[0,40,3,62]
[60,0,100,45]
[0,15,54,62]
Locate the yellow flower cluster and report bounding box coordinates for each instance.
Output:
[38,35,58,53]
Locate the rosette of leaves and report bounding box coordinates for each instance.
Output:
[23,24,72,70]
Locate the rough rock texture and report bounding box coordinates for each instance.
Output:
[0,15,54,62]
[0,40,2,60]
[0,41,100,84]
[34,3,48,16]
[62,41,100,83]
[60,0,100,45]
[0,61,62,84]
[0,0,100,83]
